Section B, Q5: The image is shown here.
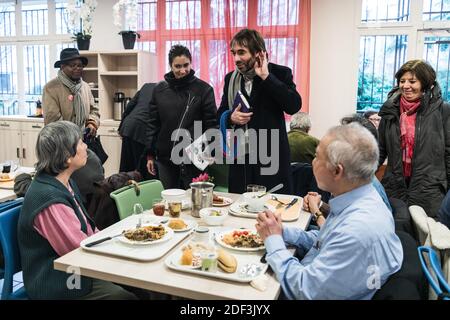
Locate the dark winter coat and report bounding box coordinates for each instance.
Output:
[118,83,156,148]
[378,83,450,217]
[217,63,301,194]
[147,70,217,161]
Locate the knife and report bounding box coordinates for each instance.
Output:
[84,233,123,247]
[284,198,298,211]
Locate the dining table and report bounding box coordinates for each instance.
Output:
[53,191,311,300]
[0,166,34,203]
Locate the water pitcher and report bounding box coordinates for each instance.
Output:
[190,182,214,218]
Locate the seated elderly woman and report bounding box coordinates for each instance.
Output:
[17,121,137,300]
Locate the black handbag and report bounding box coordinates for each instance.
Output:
[85,135,108,164]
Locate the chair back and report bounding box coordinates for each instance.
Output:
[290,162,330,202]
[372,231,427,300]
[0,198,23,279]
[418,246,450,300]
[110,179,164,220]
[207,163,228,193]
[0,205,27,299]
[409,205,429,245]
[0,198,24,212]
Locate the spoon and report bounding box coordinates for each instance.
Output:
[257,183,284,198]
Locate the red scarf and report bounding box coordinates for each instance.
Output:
[399,95,421,178]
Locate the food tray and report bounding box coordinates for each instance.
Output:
[164,241,268,283]
[80,215,195,261]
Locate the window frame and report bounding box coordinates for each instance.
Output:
[355,0,450,111]
[138,0,305,99]
[0,0,74,115]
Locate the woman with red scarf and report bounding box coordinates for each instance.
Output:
[378,60,450,218]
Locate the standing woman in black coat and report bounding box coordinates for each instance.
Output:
[145,45,217,189]
[378,60,450,217]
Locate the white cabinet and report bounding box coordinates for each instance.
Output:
[0,121,21,162]
[20,122,43,167]
[0,119,41,166]
[97,123,122,178]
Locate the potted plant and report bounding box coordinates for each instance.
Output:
[113,0,140,50]
[66,0,97,51]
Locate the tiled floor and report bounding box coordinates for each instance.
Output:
[0,272,24,299]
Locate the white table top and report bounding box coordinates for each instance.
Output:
[54,192,311,300]
[0,166,34,202]
[0,188,16,202]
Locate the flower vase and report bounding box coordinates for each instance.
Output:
[121,31,137,50]
[77,38,90,51]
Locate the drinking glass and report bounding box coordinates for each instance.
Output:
[246,184,266,194]
[152,198,165,216]
[168,200,182,218]
[133,203,144,227]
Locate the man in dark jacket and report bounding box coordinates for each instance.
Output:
[118,83,156,179]
[217,29,301,194]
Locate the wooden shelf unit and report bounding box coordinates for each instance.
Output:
[79,50,157,122]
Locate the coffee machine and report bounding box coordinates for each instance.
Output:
[113,92,125,120]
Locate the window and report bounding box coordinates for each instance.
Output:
[357,1,450,112]
[137,41,157,53]
[361,0,410,23]
[266,38,297,75]
[166,0,201,29]
[0,2,15,37]
[56,0,71,34]
[358,35,407,111]
[210,0,247,28]
[138,1,157,30]
[0,45,17,115]
[24,45,49,115]
[22,0,48,36]
[424,36,450,101]
[423,0,450,21]
[138,0,308,107]
[258,0,298,26]
[0,1,74,115]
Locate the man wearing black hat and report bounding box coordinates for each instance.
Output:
[42,48,100,136]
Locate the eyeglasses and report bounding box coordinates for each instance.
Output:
[66,63,84,69]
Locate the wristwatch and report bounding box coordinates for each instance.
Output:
[312,209,323,222]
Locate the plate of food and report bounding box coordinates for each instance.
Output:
[215,229,265,252]
[175,242,215,269]
[167,218,197,232]
[212,194,233,207]
[118,224,173,246]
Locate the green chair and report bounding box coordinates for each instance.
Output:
[110,179,164,220]
[207,163,229,193]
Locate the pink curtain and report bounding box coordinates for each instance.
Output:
[138,0,310,112]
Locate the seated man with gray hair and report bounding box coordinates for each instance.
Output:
[288,112,319,164]
[256,123,403,299]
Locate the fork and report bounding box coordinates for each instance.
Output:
[271,195,288,209]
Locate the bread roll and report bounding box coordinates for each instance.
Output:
[217,249,237,273]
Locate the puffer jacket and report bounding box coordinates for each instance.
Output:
[378,83,450,217]
[147,69,217,160]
